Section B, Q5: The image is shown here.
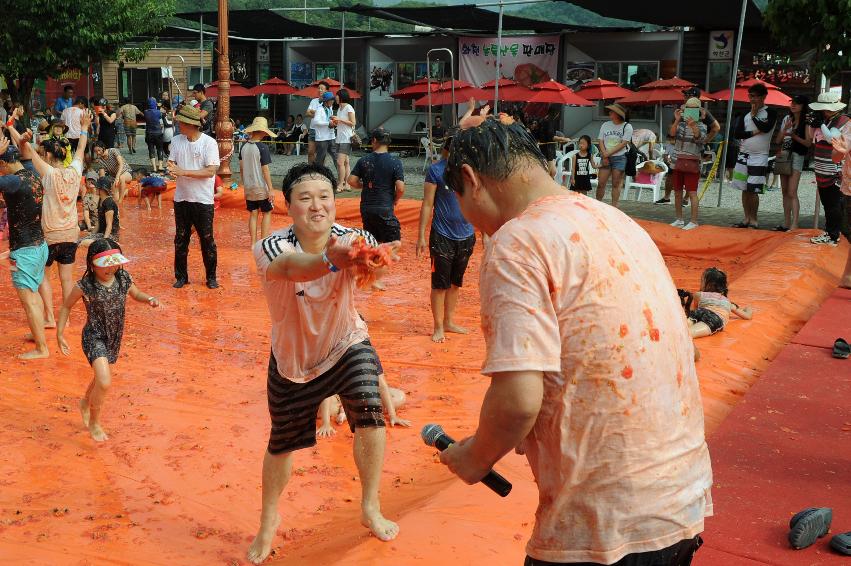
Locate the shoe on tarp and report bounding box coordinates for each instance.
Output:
[789,507,832,549]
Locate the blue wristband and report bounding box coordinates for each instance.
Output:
[322,251,339,272]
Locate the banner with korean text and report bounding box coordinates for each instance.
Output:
[459,35,560,88]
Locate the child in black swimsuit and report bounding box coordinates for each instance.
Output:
[56,238,159,442]
[571,135,597,194]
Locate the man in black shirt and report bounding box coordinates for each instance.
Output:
[192,83,216,137]
[0,138,50,359]
[432,116,446,140]
[348,128,405,289]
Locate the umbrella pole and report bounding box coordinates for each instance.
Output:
[495,2,504,114]
[717,0,748,207]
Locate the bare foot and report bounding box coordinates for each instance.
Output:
[361,509,399,542]
[88,423,108,442]
[247,514,281,565]
[18,347,49,360]
[79,399,91,428]
[43,320,57,329]
[431,328,446,343]
[444,322,469,335]
[371,281,386,291]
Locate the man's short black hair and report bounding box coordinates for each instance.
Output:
[74,96,89,107]
[63,85,74,93]
[370,127,392,145]
[192,83,206,94]
[281,162,337,203]
[445,118,547,196]
[748,83,768,97]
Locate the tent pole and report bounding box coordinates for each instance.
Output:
[495,2,504,113]
[340,12,345,87]
[200,15,204,84]
[717,0,747,207]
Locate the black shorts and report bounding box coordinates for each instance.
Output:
[246,199,273,213]
[361,209,401,243]
[689,308,725,334]
[266,340,385,455]
[429,230,475,290]
[46,241,78,266]
[525,536,702,566]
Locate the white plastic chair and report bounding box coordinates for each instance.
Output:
[421,137,441,172]
[556,150,576,187]
[623,160,668,202]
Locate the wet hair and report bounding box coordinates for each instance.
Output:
[445,117,547,196]
[83,238,123,283]
[41,138,70,162]
[578,134,592,151]
[337,89,351,104]
[748,83,768,97]
[700,267,728,296]
[281,162,337,203]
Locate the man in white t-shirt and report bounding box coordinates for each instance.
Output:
[60,96,89,152]
[305,81,329,164]
[246,161,400,565]
[311,92,336,169]
[731,83,777,228]
[167,105,221,289]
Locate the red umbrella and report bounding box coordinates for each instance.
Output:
[480,78,516,88]
[575,79,633,101]
[311,78,342,88]
[249,77,297,96]
[205,81,254,98]
[735,78,781,90]
[485,84,536,102]
[618,88,713,105]
[638,76,695,90]
[413,80,490,107]
[391,78,438,100]
[710,85,791,107]
[525,80,594,106]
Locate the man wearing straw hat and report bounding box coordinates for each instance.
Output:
[809,91,851,246]
[167,104,221,289]
[239,116,276,245]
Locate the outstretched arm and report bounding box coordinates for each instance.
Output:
[128,283,159,307]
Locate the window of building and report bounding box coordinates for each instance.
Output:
[258,62,271,111]
[707,61,733,93]
[395,61,445,112]
[189,67,213,87]
[594,61,659,121]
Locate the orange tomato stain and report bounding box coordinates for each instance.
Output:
[617,262,630,276]
[621,365,634,379]
[676,370,683,387]
[643,307,661,342]
[619,324,629,338]
[570,232,581,243]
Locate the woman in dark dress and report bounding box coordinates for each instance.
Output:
[97,100,118,149]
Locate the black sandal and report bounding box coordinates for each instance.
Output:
[732,222,750,228]
[831,532,851,555]
[833,338,850,359]
[789,507,832,549]
[773,225,790,232]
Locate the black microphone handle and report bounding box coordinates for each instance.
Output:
[434,432,512,497]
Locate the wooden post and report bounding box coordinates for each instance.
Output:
[216,0,233,183]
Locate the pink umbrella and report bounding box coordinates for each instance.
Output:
[575,79,633,101]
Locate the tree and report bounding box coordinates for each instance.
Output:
[764,0,851,80]
[1,0,176,112]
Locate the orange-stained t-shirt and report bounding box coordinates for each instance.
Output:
[479,193,713,565]
[253,224,378,383]
[41,159,82,245]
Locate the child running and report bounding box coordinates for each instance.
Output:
[238,117,276,245]
[570,135,597,194]
[56,239,159,442]
[688,267,752,338]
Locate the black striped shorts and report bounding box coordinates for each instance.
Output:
[266,340,385,455]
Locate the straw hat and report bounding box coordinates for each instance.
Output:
[175,104,202,127]
[605,103,627,120]
[244,116,277,138]
[809,91,847,112]
[684,97,701,108]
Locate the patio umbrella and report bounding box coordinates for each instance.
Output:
[525,80,594,106]
[575,79,633,101]
[637,77,696,90]
[250,77,298,124]
[617,77,713,138]
[710,79,791,107]
[391,78,437,100]
[413,80,490,107]
[205,81,254,98]
[480,78,516,88]
[480,79,536,103]
[293,83,362,99]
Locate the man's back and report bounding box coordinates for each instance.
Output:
[480,192,712,564]
[353,152,403,211]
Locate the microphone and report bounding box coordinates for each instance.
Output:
[421,423,512,497]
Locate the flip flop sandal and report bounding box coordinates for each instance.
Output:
[833,338,850,359]
[773,225,790,232]
[732,222,750,228]
[830,532,851,555]
[789,507,832,549]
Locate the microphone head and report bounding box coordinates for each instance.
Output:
[421,423,445,447]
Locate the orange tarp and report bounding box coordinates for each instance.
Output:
[0,196,845,565]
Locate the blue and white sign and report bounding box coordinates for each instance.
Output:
[708,31,734,61]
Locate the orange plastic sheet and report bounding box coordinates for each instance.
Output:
[0,197,845,565]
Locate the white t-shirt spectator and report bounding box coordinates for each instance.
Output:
[168,133,220,205]
[336,104,355,144]
[311,104,335,142]
[598,121,634,157]
[739,105,774,155]
[60,106,85,139]
[307,97,322,131]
